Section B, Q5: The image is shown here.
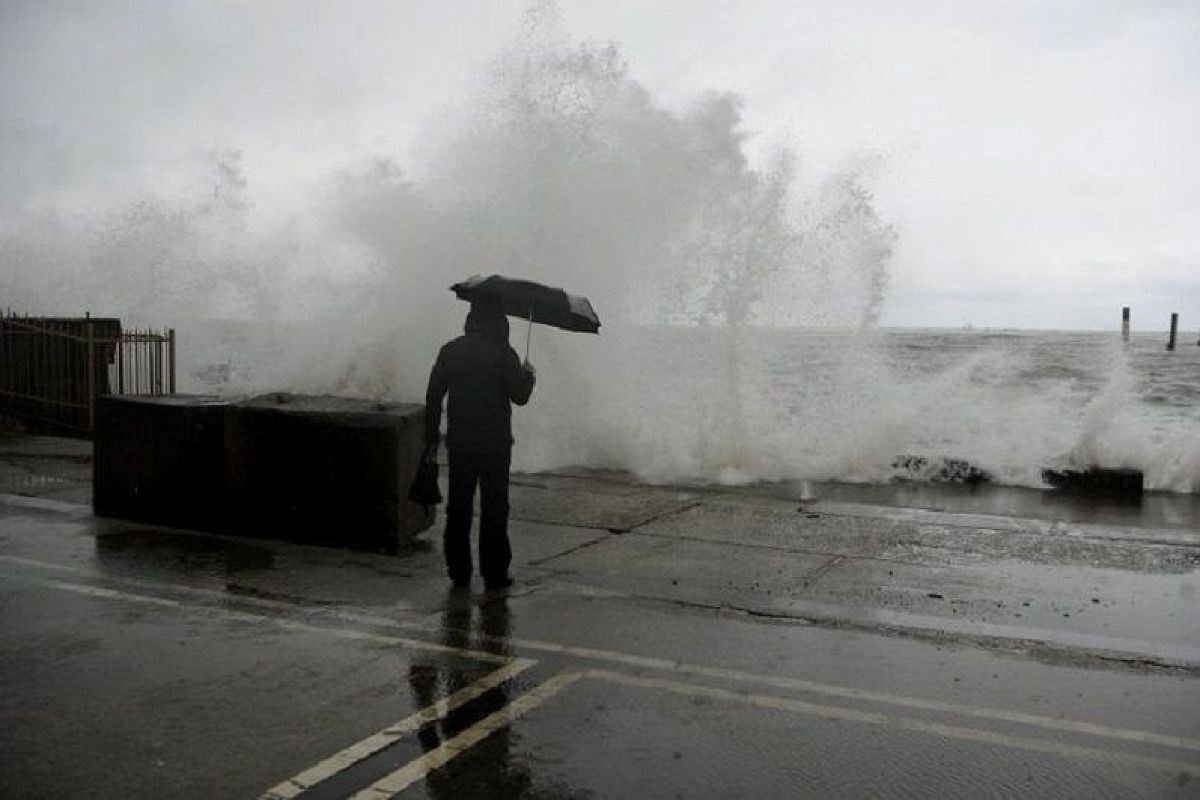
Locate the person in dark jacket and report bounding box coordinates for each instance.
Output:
[425,298,536,589]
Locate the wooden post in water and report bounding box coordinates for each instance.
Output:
[1121,306,1130,342]
[1166,312,1178,351]
[85,312,96,431]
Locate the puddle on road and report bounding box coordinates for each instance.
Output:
[94,528,276,580]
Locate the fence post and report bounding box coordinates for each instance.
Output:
[85,313,96,432]
[167,328,176,394]
[1167,313,1178,351]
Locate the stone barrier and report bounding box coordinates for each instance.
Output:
[94,393,434,553]
[93,395,229,530]
[225,394,432,552]
[1041,466,1144,498]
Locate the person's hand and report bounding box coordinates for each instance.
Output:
[522,360,537,379]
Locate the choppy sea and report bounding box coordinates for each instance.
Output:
[188,323,1199,526]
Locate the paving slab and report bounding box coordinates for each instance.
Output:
[509,475,699,532]
[634,498,946,561]
[532,529,837,608]
[518,491,1200,667]
[811,499,1200,548]
[795,556,1200,654]
[633,494,1199,571]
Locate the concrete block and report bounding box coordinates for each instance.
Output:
[224,394,433,553]
[93,395,229,528]
[1041,467,1143,498]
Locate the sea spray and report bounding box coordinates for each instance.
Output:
[6,5,1189,493]
[2,148,280,323]
[3,4,890,479]
[1067,338,1145,473]
[314,5,895,482]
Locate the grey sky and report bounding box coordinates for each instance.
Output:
[2,0,1197,329]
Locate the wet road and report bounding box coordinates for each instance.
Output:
[2,494,1199,799]
[2,435,1199,799]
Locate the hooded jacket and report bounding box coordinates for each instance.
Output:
[425,303,535,455]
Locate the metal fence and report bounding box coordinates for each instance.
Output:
[113,326,176,397]
[0,312,175,436]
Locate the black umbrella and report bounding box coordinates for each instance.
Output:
[450,274,600,359]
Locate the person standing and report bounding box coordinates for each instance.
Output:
[424,297,536,589]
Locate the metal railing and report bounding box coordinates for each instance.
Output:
[113,326,176,397]
[1,312,175,436]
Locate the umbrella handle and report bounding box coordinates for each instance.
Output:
[525,308,533,363]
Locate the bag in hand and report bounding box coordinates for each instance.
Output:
[408,450,443,512]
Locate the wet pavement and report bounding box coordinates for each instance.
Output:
[0,434,93,505]
[1,434,1199,798]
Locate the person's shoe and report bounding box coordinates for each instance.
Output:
[483,576,513,591]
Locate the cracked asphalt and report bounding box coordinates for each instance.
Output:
[2,434,1199,798]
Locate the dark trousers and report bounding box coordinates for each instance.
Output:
[444,450,512,583]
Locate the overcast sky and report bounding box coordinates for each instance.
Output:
[2,0,1197,330]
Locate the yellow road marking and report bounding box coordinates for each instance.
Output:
[350,671,586,799]
[259,658,537,799]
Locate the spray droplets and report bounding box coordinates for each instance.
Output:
[2,3,900,483]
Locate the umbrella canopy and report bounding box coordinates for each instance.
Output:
[450,274,600,334]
